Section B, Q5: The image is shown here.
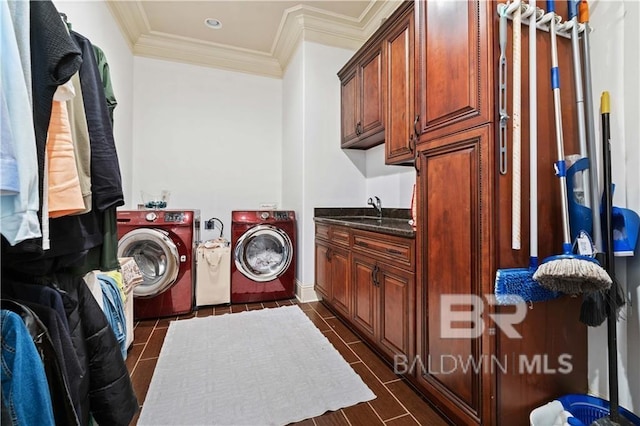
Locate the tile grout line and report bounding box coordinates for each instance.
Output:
[340,408,353,426]
[383,413,413,424]
[311,303,420,424]
[129,318,158,376]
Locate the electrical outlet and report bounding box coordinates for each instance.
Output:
[259,202,277,210]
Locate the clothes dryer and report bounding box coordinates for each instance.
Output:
[230,210,296,303]
[117,210,200,319]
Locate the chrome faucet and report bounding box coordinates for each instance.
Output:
[367,196,382,219]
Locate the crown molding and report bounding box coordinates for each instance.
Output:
[134,32,283,78]
[105,1,149,50]
[106,0,405,79]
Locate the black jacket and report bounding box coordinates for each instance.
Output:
[55,274,138,426]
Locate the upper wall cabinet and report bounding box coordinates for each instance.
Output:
[384,3,416,165]
[414,0,491,141]
[338,41,385,149]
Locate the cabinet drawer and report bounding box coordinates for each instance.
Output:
[352,230,414,270]
[316,224,330,241]
[316,224,351,247]
[331,227,351,248]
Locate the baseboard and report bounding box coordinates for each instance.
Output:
[295,281,319,303]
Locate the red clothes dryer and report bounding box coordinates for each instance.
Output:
[116,210,200,319]
[230,210,296,303]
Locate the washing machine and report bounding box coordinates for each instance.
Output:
[230,210,296,303]
[116,210,200,319]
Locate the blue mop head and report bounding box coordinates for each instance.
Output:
[495,267,560,305]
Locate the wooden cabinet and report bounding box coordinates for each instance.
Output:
[351,228,416,363]
[338,43,385,149]
[315,224,415,364]
[415,125,493,425]
[384,2,416,165]
[414,0,491,141]
[411,4,587,419]
[314,224,351,318]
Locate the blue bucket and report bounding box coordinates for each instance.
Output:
[557,394,640,425]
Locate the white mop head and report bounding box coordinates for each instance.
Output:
[533,258,612,295]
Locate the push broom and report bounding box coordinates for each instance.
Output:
[495,0,558,304]
[531,0,611,295]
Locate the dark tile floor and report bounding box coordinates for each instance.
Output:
[126,300,450,426]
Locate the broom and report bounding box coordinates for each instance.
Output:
[495,0,559,304]
[531,0,611,295]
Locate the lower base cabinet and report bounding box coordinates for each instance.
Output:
[315,223,416,364]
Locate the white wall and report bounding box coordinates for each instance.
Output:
[281,41,416,290]
[365,144,416,208]
[54,0,134,207]
[300,41,366,288]
[588,0,640,412]
[132,57,283,240]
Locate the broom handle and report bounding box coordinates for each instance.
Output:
[579,0,604,254]
[512,0,522,250]
[530,0,538,266]
[601,91,621,422]
[569,0,591,209]
[548,0,572,253]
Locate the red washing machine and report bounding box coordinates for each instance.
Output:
[230,210,296,303]
[117,210,200,319]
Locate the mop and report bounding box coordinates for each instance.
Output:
[531,0,611,295]
[590,91,634,426]
[495,1,558,304]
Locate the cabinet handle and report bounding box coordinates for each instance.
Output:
[386,248,403,255]
[414,152,421,176]
[413,114,420,138]
[356,122,362,136]
[326,248,331,261]
[356,241,370,248]
[372,265,380,287]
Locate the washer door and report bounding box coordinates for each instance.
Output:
[234,225,293,282]
[118,228,180,298]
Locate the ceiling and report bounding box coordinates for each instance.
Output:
[106,0,403,78]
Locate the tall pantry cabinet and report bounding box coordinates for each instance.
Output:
[336,0,589,424]
[411,0,586,425]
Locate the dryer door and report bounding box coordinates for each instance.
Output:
[118,228,180,298]
[234,225,293,282]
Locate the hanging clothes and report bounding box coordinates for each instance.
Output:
[92,45,117,125]
[66,71,92,214]
[56,274,138,425]
[0,309,55,426]
[0,0,41,247]
[46,80,86,218]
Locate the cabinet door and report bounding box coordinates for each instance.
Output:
[384,6,416,165]
[329,246,351,319]
[340,68,359,147]
[314,242,331,299]
[351,254,377,341]
[415,0,491,141]
[378,263,415,362]
[358,47,385,142]
[415,125,493,425]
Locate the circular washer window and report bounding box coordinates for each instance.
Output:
[117,228,180,298]
[234,225,293,282]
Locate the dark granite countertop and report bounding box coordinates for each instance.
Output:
[314,208,415,238]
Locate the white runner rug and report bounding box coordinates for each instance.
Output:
[138,305,376,425]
